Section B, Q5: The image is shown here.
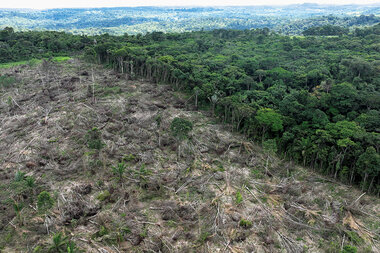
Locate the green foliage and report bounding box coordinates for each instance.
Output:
[324,241,341,253]
[96,190,110,201]
[255,108,283,133]
[0,75,16,88]
[342,245,357,253]
[66,241,79,253]
[25,176,36,189]
[235,191,243,204]
[120,226,131,235]
[345,231,364,245]
[0,7,379,37]
[132,164,153,187]
[85,127,104,150]
[262,139,278,154]
[356,147,380,180]
[239,219,253,228]
[112,162,127,182]
[13,201,23,214]
[53,56,71,62]
[155,114,162,127]
[303,25,349,36]
[49,232,68,253]
[13,201,24,225]
[14,171,26,182]
[91,225,109,240]
[37,191,54,213]
[198,231,211,244]
[10,172,37,199]
[122,154,136,163]
[99,226,108,237]
[170,117,193,141]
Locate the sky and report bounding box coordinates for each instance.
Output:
[2,0,380,9]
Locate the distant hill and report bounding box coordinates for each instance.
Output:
[0,5,379,35]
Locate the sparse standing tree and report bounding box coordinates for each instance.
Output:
[170,117,193,158]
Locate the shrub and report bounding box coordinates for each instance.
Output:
[0,75,16,88]
[342,245,357,253]
[170,117,193,141]
[37,191,54,212]
[48,232,68,252]
[14,171,26,182]
[86,127,104,150]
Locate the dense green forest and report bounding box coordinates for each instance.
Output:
[0,5,380,35]
[0,24,379,194]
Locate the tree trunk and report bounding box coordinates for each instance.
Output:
[91,68,96,104]
[368,176,375,193]
[195,93,198,110]
[350,169,355,184]
[362,173,368,191]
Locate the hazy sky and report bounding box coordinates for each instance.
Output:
[2,0,380,9]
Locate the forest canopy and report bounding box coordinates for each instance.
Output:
[0,5,379,35]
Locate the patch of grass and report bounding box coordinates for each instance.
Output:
[166,220,177,228]
[0,60,37,68]
[120,226,131,235]
[52,56,71,62]
[47,137,59,143]
[132,164,152,183]
[212,160,225,171]
[103,86,122,96]
[89,159,103,169]
[139,228,148,238]
[0,75,16,88]
[324,241,340,253]
[260,196,268,203]
[96,190,111,201]
[198,231,211,244]
[1,227,16,246]
[239,219,252,228]
[122,154,137,163]
[342,245,357,253]
[92,226,109,239]
[251,168,263,179]
[313,197,325,208]
[345,231,364,245]
[0,57,70,69]
[37,191,54,213]
[235,191,243,204]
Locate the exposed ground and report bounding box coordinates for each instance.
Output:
[0,59,379,252]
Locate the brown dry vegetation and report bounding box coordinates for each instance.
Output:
[0,59,379,252]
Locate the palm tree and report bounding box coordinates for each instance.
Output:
[48,232,68,253]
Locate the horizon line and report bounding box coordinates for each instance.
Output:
[2,2,380,10]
